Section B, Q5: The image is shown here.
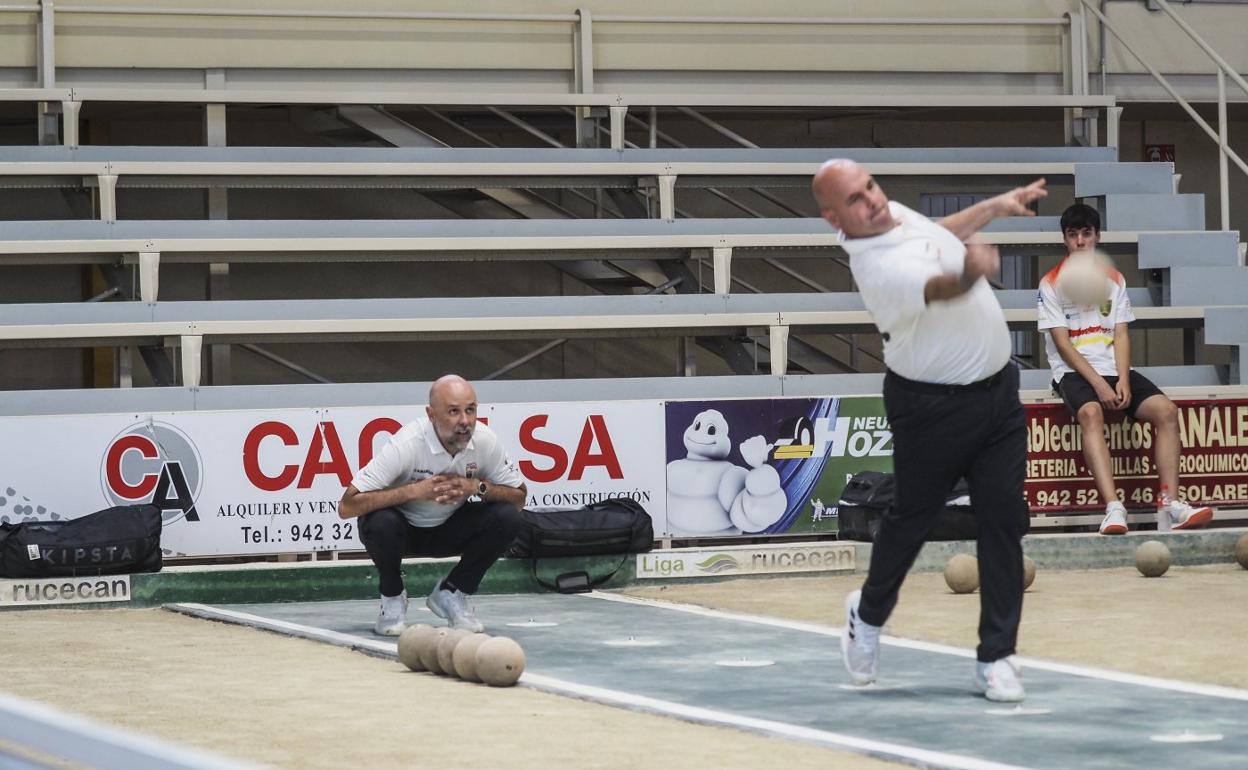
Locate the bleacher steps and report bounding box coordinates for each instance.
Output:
[1138,231,1242,268]
[1074,162,1175,196]
[1102,193,1206,231]
[1166,266,1248,306]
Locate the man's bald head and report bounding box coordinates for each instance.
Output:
[427,374,478,455]
[811,159,859,209]
[429,374,474,409]
[811,158,897,239]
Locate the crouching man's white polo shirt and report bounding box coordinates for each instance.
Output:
[350,418,524,528]
[843,201,1012,385]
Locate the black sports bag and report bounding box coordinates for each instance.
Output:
[837,472,978,542]
[507,497,654,593]
[0,504,163,578]
[508,497,654,558]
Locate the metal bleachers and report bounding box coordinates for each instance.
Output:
[0,145,1119,181]
[0,215,1068,294]
[0,87,1118,149]
[0,145,1119,225]
[1,142,1244,390]
[0,74,1241,392]
[0,215,1229,300]
[0,291,1218,387]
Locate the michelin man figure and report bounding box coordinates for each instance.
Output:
[666,409,789,535]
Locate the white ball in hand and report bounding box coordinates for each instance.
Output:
[1057,249,1113,307]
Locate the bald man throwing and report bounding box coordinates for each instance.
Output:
[340,374,526,635]
[812,161,1045,702]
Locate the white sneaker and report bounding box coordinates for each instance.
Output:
[974,656,1025,702]
[841,589,881,685]
[374,590,408,636]
[425,578,485,633]
[1099,501,1128,535]
[1158,498,1213,531]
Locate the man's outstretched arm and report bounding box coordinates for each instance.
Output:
[939,179,1048,242]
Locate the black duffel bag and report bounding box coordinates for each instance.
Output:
[0,504,163,578]
[837,472,978,542]
[835,471,895,542]
[507,497,654,593]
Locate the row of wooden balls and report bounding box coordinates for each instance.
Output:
[397,624,527,687]
[946,535,1248,589]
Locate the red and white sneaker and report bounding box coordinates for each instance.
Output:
[1158,498,1214,530]
[1099,501,1128,535]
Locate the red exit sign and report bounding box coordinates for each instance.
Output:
[1145,144,1175,163]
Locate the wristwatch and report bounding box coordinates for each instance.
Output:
[477,480,488,497]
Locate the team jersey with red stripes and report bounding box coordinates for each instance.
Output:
[1037,257,1134,381]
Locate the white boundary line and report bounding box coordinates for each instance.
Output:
[518,672,1035,770]
[163,602,1031,770]
[170,602,397,657]
[0,689,269,770]
[581,591,1248,702]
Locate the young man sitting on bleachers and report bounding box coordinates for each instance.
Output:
[1037,203,1213,535]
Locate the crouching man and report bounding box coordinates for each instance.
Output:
[339,374,526,635]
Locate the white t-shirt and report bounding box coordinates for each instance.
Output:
[350,418,524,527]
[843,201,1013,384]
[1037,257,1134,382]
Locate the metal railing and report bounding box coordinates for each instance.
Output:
[0,4,1099,146]
[0,296,1210,386]
[1082,0,1248,231]
[0,222,1186,299]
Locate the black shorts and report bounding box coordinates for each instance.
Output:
[1053,370,1165,419]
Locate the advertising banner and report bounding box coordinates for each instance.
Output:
[0,401,666,557]
[481,401,667,533]
[5,394,1241,555]
[636,543,856,580]
[1025,399,1248,512]
[0,408,402,557]
[663,396,893,537]
[661,395,1248,524]
[0,576,131,607]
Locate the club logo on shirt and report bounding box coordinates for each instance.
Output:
[465,462,479,479]
[1099,299,1112,317]
[1069,325,1112,339]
